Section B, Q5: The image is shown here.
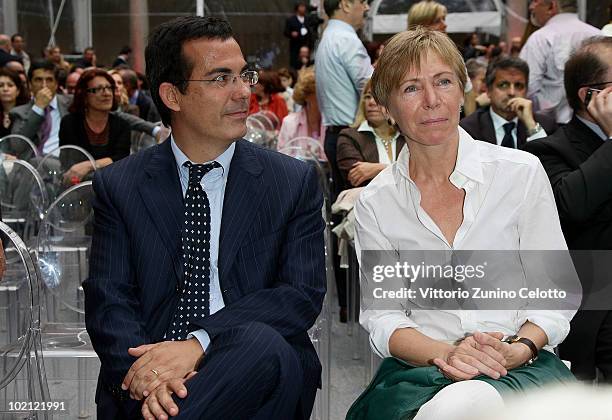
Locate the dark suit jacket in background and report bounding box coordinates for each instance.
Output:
[84,139,326,417]
[522,116,612,382]
[134,90,160,122]
[460,106,558,148]
[336,127,406,186]
[58,112,131,163]
[284,15,312,69]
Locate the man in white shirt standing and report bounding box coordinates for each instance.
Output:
[520,0,600,124]
[460,57,558,148]
[316,0,373,198]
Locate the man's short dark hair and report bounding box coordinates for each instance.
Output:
[294,1,307,12]
[119,45,132,55]
[485,56,530,88]
[564,36,612,112]
[323,0,343,18]
[145,16,234,127]
[120,68,139,90]
[27,60,59,82]
[10,33,22,43]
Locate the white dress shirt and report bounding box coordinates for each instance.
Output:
[32,95,61,154]
[519,13,600,124]
[489,108,547,147]
[355,127,574,358]
[357,120,400,164]
[171,137,235,351]
[315,19,373,127]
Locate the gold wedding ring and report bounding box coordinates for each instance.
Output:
[151,369,159,376]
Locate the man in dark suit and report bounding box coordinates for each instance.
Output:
[284,2,313,70]
[10,60,71,153]
[522,36,612,383]
[83,16,326,419]
[460,57,557,148]
[119,68,160,122]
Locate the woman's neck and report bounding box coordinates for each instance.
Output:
[370,121,396,140]
[86,109,109,132]
[408,134,459,184]
[1,100,15,113]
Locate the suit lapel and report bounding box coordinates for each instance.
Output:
[218,140,265,282]
[138,140,185,284]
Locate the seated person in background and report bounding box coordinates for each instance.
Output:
[0,67,29,138]
[336,79,404,187]
[11,60,71,154]
[465,58,489,109]
[522,36,612,383]
[460,57,557,149]
[277,68,325,160]
[278,67,296,112]
[59,68,130,182]
[249,69,288,123]
[347,28,575,420]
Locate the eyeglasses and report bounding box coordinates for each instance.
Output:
[177,70,259,89]
[581,81,612,88]
[86,85,114,95]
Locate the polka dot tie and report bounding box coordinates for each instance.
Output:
[166,161,220,341]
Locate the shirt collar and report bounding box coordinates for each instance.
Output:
[170,135,235,180]
[576,115,609,141]
[489,107,518,131]
[327,19,356,33]
[358,120,400,141]
[395,127,484,186]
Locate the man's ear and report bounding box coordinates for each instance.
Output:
[159,82,180,112]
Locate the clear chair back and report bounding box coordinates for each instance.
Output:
[0,221,50,416]
[0,134,40,162]
[37,181,93,320]
[284,136,325,161]
[0,158,48,240]
[246,113,277,149]
[36,145,96,205]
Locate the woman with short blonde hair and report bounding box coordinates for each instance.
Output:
[407,0,447,31]
[347,27,576,420]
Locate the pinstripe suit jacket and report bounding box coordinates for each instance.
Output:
[84,139,326,415]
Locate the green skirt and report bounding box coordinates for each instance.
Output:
[346,350,575,420]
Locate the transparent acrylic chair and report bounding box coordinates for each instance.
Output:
[35,145,97,206]
[36,181,98,418]
[0,134,40,162]
[131,122,166,155]
[0,158,48,242]
[284,136,326,162]
[246,113,277,149]
[279,145,331,420]
[0,221,51,419]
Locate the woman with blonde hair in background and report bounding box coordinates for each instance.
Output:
[407,0,447,31]
[277,68,325,160]
[336,79,405,187]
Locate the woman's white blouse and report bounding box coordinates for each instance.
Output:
[354,127,575,358]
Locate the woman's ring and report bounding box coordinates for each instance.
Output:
[151,369,159,376]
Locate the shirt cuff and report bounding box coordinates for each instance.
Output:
[152,126,161,137]
[526,127,548,142]
[186,328,211,352]
[518,310,572,348]
[32,105,45,117]
[360,309,420,358]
